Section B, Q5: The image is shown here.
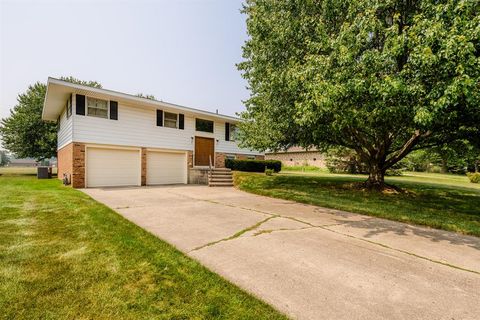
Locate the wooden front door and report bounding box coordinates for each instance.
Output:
[195,137,214,166]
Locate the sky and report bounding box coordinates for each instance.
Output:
[0,0,250,121]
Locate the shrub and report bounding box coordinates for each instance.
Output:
[467,172,480,183]
[265,168,274,176]
[225,159,282,173]
[385,168,403,176]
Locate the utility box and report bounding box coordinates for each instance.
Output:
[37,166,52,179]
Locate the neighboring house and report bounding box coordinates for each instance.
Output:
[7,158,39,167]
[265,147,326,168]
[42,77,263,188]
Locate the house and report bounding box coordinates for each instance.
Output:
[42,77,263,188]
[265,147,325,168]
[7,157,39,167]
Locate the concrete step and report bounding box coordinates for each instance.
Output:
[209,173,233,178]
[209,182,234,187]
[209,178,233,183]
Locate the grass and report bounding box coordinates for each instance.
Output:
[0,166,58,176]
[282,165,329,173]
[0,174,286,319]
[234,171,480,237]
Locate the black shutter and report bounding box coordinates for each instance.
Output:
[110,101,118,120]
[225,122,230,141]
[156,110,163,126]
[76,94,85,115]
[179,114,184,130]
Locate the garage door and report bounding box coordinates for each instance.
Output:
[86,148,141,187]
[147,151,186,185]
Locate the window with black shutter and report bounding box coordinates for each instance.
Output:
[179,114,184,130]
[110,101,118,120]
[225,123,230,141]
[156,110,163,126]
[66,94,72,118]
[76,94,85,115]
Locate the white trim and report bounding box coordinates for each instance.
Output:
[163,111,179,129]
[45,77,240,122]
[86,96,109,119]
[146,147,188,153]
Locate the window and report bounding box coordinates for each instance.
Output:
[66,95,72,118]
[247,155,256,160]
[229,124,239,141]
[164,112,178,128]
[196,118,214,133]
[225,155,236,160]
[87,97,108,118]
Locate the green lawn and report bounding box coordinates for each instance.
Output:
[234,171,480,237]
[0,175,286,319]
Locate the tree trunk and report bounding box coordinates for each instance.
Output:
[440,157,448,173]
[365,165,386,189]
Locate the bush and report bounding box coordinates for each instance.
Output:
[467,172,480,183]
[225,159,282,173]
[385,168,403,176]
[265,168,274,176]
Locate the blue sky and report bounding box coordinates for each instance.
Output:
[0,0,249,120]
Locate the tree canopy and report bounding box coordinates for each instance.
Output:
[0,77,102,160]
[238,0,480,188]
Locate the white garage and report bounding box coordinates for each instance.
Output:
[146,150,187,185]
[86,147,141,188]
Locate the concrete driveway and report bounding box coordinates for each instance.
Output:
[83,185,480,320]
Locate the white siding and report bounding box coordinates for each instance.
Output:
[74,104,194,150]
[72,101,262,155]
[214,121,258,155]
[57,108,73,150]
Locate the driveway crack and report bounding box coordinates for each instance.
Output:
[190,215,280,252]
[170,189,480,275]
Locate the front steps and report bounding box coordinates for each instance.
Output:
[209,168,233,187]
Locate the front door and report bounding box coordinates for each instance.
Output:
[195,136,214,166]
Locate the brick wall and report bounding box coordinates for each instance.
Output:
[57,143,73,182]
[141,148,147,186]
[72,143,85,188]
[215,152,226,168]
[187,151,193,168]
[266,151,325,168]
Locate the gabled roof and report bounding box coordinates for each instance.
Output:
[42,77,240,122]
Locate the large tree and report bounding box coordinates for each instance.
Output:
[238,0,480,189]
[0,77,101,160]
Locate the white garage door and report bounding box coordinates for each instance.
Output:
[147,151,186,185]
[86,148,141,187]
